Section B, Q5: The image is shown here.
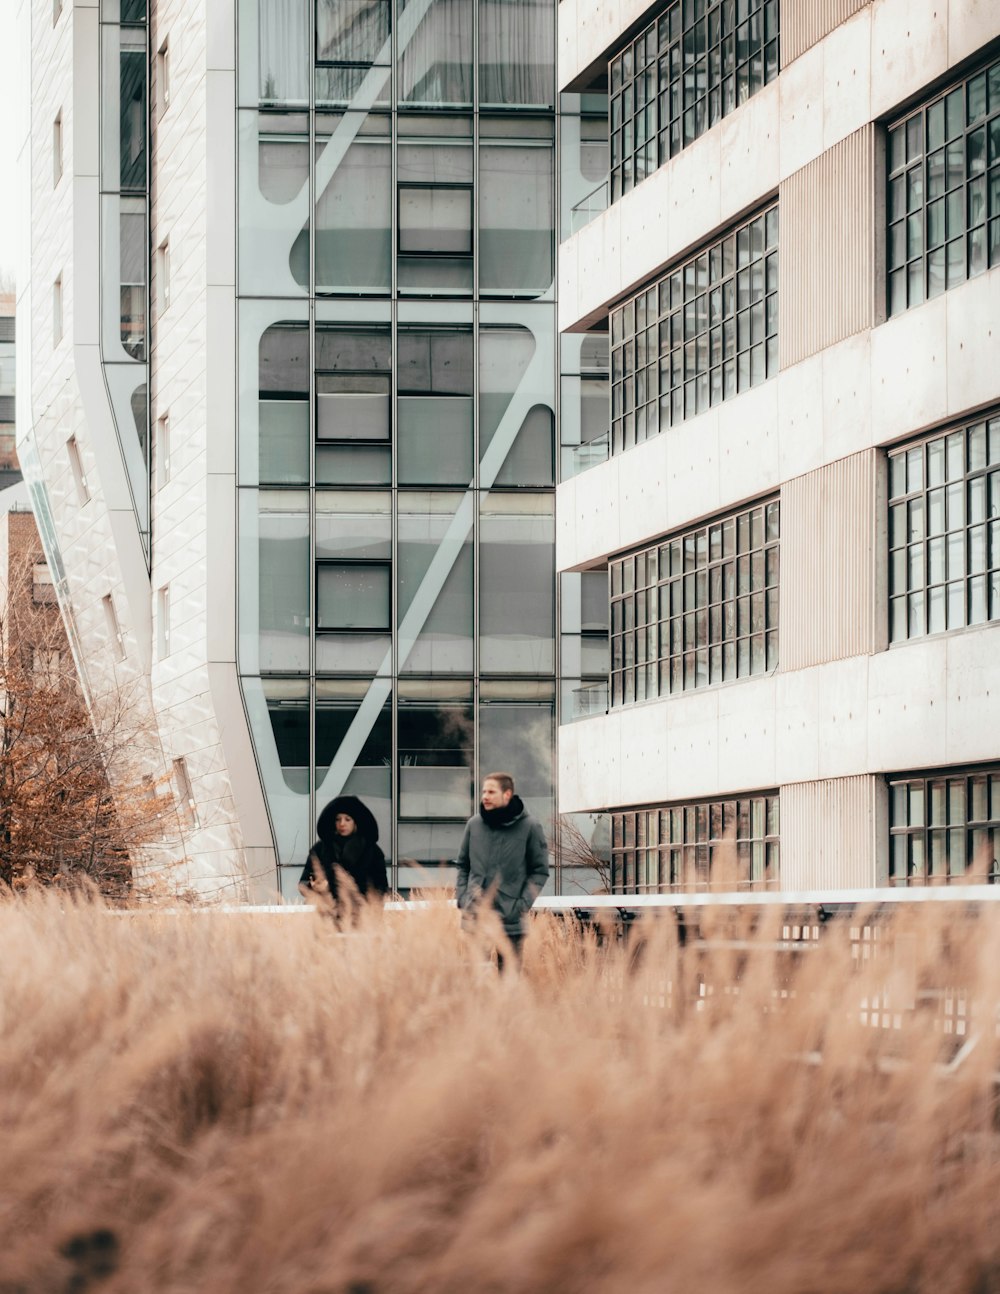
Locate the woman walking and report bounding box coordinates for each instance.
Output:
[298,795,389,919]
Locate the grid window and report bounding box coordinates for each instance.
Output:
[610,497,779,706]
[610,204,778,454]
[887,55,1000,315]
[889,767,1000,885]
[888,413,1000,641]
[611,794,779,892]
[609,0,779,203]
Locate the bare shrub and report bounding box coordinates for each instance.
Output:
[0,548,179,898]
[1,894,999,1292]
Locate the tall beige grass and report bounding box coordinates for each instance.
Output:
[1,893,1000,1293]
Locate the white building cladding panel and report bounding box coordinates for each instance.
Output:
[778,125,876,368]
[781,0,871,65]
[20,0,269,898]
[779,449,883,673]
[779,775,885,889]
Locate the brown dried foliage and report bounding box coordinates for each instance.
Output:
[0,552,170,898]
[1,892,1000,1293]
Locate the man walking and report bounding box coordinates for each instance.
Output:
[455,771,550,965]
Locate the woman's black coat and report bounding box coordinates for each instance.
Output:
[299,795,389,902]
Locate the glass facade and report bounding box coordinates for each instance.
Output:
[887,54,1000,316]
[889,767,1000,885]
[99,0,150,558]
[610,498,778,706]
[610,0,778,203]
[611,794,779,892]
[610,203,778,455]
[888,412,1000,642]
[237,0,575,896]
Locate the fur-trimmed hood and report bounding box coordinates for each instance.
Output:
[316,795,380,846]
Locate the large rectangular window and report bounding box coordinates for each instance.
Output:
[889,766,1000,885]
[611,794,779,892]
[887,54,1000,315]
[610,498,778,707]
[888,412,1000,641]
[610,0,778,202]
[610,204,777,455]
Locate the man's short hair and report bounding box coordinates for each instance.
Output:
[483,771,515,795]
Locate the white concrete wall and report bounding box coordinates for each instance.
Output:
[558,265,1000,572]
[559,627,1000,812]
[558,0,1000,334]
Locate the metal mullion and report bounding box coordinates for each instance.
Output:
[390,307,399,896]
[389,9,398,887]
[471,0,481,799]
[308,0,318,842]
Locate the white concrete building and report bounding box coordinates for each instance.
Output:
[556,0,1000,890]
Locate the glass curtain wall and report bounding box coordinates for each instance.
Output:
[238,0,571,898]
[99,0,151,559]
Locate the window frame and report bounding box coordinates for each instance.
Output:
[888,765,1000,885]
[611,793,780,893]
[315,559,392,632]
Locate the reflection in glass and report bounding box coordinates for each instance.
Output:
[317,562,391,629]
[400,0,473,106]
[479,0,554,107]
[479,144,553,292]
[316,689,392,855]
[316,326,391,440]
[259,322,309,484]
[398,700,474,818]
[398,492,473,672]
[479,700,554,830]
[397,328,473,482]
[258,492,310,670]
[480,495,554,672]
[258,0,309,103]
[315,127,391,292]
[119,199,146,360]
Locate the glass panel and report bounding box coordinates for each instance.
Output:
[397,492,474,672]
[315,692,392,854]
[398,701,474,818]
[480,494,554,672]
[317,562,391,628]
[259,321,309,483]
[399,0,473,106]
[399,186,472,253]
[397,328,473,484]
[479,0,554,107]
[478,701,554,835]
[256,491,310,671]
[258,0,309,103]
[316,326,392,441]
[315,122,391,292]
[315,491,391,560]
[479,143,553,293]
[317,0,389,65]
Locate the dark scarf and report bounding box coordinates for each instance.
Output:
[479,794,524,829]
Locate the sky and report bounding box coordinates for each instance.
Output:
[0,6,20,286]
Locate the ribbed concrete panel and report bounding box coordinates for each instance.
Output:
[783,0,872,64]
[780,450,878,671]
[779,126,875,369]
[780,775,879,889]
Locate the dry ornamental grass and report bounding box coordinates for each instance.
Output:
[1,891,999,1293]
